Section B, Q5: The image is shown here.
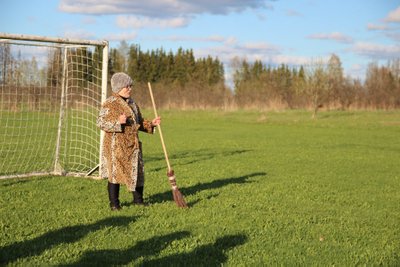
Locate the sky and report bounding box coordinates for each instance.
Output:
[1,0,400,87]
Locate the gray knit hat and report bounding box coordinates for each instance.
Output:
[111,72,133,93]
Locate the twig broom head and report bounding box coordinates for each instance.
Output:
[167,170,188,208]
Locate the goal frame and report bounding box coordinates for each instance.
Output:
[0,33,108,179]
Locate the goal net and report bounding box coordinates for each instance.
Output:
[0,34,108,179]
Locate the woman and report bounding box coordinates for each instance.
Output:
[97,72,161,210]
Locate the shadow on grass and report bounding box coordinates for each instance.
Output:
[144,234,248,266]
[147,149,252,172]
[65,232,247,266]
[148,172,266,205]
[0,216,137,265]
[64,231,190,266]
[0,176,57,187]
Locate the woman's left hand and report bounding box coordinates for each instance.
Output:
[152,116,161,126]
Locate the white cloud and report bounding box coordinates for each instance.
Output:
[193,41,313,67]
[269,55,313,66]
[59,0,272,17]
[193,42,315,88]
[385,6,400,23]
[103,31,138,42]
[367,23,389,31]
[147,35,237,46]
[286,9,303,17]
[352,42,400,59]
[385,31,400,42]
[242,42,280,52]
[216,41,280,61]
[116,15,190,29]
[307,32,353,44]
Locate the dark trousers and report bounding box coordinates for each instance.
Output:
[107,182,120,209]
[108,182,144,208]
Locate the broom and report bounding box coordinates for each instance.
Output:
[148,82,188,208]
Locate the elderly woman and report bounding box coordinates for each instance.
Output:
[97,72,160,210]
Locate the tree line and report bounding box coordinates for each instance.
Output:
[1,41,400,114]
[109,42,400,113]
[232,54,400,116]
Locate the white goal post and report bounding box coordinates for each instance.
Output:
[0,33,108,179]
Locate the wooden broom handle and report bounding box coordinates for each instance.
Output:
[148,82,172,172]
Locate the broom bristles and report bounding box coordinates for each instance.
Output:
[167,170,188,208]
[172,188,188,208]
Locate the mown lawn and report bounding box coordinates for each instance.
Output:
[1,110,399,265]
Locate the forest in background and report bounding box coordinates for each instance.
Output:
[109,42,400,115]
[1,41,400,115]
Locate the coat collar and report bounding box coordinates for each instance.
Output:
[112,93,138,123]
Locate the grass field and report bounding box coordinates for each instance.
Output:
[1,110,399,266]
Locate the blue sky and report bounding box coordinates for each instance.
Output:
[1,0,399,86]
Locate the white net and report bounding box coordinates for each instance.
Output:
[0,34,108,178]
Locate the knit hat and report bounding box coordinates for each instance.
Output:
[111,72,133,93]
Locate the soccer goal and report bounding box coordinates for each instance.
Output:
[0,33,108,179]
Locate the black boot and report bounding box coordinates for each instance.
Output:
[133,186,147,206]
[108,182,121,211]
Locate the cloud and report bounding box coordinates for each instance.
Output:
[385,31,400,42]
[286,9,303,17]
[352,42,400,60]
[116,15,190,29]
[366,22,400,43]
[150,35,237,45]
[103,31,138,42]
[241,42,280,53]
[307,32,353,44]
[192,40,314,67]
[193,41,315,88]
[367,23,389,31]
[269,54,313,66]
[59,0,273,17]
[385,6,400,23]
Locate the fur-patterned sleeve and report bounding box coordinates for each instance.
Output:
[97,98,123,133]
[136,104,155,134]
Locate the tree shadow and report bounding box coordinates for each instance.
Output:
[144,234,248,266]
[64,232,247,267]
[0,216,137,265]
[147,149,252,172]
[64,231,191,266]
[0,176,57,187]
[0,179,32,187]
[148,172,266,205]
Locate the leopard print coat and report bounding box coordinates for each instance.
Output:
[97,94,154,191]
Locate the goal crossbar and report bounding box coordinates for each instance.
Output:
[0,33,108,47]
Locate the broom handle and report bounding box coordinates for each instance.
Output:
[148,82,172,172]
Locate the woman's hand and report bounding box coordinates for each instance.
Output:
[119,113,127,124]
[152,116,161,126]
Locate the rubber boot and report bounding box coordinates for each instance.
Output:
[133,186,146,206]
[108,182,121,211]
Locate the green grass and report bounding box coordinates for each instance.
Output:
[1,110,400,265]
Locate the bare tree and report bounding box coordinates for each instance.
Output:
[365,63,396,109]
[303,59,332,118]
[327,54,344,108]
